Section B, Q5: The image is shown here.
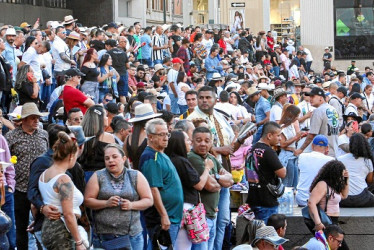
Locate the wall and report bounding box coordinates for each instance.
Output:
[68,0,114,27]
[114,0,145,27]
[220,0,270,33]
[0,3,72,27]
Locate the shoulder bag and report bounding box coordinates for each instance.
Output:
[302,183,332,233]
[182,193,210,244]
[100,170,136,250]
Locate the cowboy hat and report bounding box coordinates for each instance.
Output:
[8,106,23,120]
[62,15,77,25]
[246,87,260,97]
[68,126,95,146]
[258,83,272,91]
[67,31,80,40]
[287,40,295,46]
[128,104,162,123]
[211,72,224,81]
[5,28,16,36]
[271,88,287,103]
[154,64,164,72]
[21,102,48,119]
[343,112,362,123]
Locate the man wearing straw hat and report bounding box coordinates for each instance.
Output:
[5,102,49,249]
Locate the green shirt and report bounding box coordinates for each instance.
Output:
[187,151,222,219]
[140,146,183,225]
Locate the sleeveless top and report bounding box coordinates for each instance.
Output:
[81,66,100,82]
[319,185,341,216]
[94,168,141,236]
[38,172,83,216]
[80,141,109,172]
[126,138,147,170]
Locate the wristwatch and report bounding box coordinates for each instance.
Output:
[215,173,221,181]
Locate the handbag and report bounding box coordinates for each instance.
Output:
[302,183,332,233]
[99,170,135,249]
[182,193,210,244]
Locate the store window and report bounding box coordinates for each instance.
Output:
[334,0,374,60]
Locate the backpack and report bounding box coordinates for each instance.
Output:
[245,149,260,183]
[329,96,345,114]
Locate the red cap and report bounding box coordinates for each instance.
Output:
[137,82,145,88]
[172,57,184,64]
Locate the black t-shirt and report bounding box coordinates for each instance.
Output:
[323,53,332,65]
[300,58,307,70]
[18,80,38,105]
[107,48,128,76]
[127,35,135,47]
[170,155,200,205]
[171,35,181,58]
[246,142,284,207]
[80,66,100,82]
[270,51,279,67]
[89,40,105,52]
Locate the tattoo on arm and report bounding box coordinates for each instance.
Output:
[54,179,73,201]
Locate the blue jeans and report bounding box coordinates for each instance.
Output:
[147,223,180,250]
[0,187,16,249]
[273,66,280,77]
[169,93,180,115]
[214,187,230,250]
[178,104,188,115]
[81,81,99,104]
[282,156,298,188]
[252,206,278,224]
[306,61,312,72]
[153,59,163,65]
[253,126,263,144]
[191,217,217,250]
[118,73,129,97]
[140,58,153,67]
[93,232,144,249]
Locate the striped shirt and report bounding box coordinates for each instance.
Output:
[152,33,163,62]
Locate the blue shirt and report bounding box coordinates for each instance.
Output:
[2,42,17,81]
[255,96,271,123]
[140,34,152,59]
[205,55,224,81]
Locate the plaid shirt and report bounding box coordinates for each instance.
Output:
[5,127,48,192]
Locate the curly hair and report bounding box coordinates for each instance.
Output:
[309,160,346,194]
[349,133,374,165]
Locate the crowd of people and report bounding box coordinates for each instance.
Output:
[1,13,374,250]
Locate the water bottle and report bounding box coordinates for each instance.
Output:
[278,188,293,215]
[277,195,287,214]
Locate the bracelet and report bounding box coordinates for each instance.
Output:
[75,239,83,246]
[40,205,45,214]
[315,222,322,226]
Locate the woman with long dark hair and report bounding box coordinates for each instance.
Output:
[278,104,305,187]
[165,130,214,249]
[80,48,100,103]
[229,91,251,124]
[288,59,300,80]
[15,64,40,105]
[98,53,119,102]
[176,71,191,115]
[24,36,37,52]
[339,133,374,207]
[307,160,349,249]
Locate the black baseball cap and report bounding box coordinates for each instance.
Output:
[65,68,85,77]
[314,77,323,83]
[337,87,348,97]
[107,22,118,29]
[105,103,119,114]
[307,87,325,98]
[350,92,365,100]
[105,39,117,47]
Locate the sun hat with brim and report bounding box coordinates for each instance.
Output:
[246,87,260,97]
[5,28,16,36]
[154,64,164,72]
[322,81,331,88]
[287,40,295,46]
[212,72,224,81]
[67,31,80,40]
[343,112,362,123]
[21,102,48,119]
[68,126,95,146]
[62,15,77,25]
[251,226,288,247]
[128,104,162,123]
[258,83,271,91]
[8,105,23,120]
[271,88,287,103]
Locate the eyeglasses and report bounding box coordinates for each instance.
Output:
[151,132,171,138]
[72,117,83,122]
[332,237,343,246]
[105,99,113,102]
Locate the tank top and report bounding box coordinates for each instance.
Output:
[319,185,341,216]
[81,66,100,82]
[126,138,147,170]
[38,172,83,216]
[94,168,142,236]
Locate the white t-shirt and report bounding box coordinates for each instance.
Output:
[177,82,190,105]
[201,38,213,54]
[167,68,179,95]
[163,95,171,111]
[214,102,235,118]
[224,37,234,52]
[22,47,42,81]
[338,153,373,195]
[337,134,349,158]
[270,104,282,122]
[298,101,315,130]
[303,48,313,62]
[52,36,70,72]
[344,103,358,116]
[281,124,297,148]
[296,151,334,206]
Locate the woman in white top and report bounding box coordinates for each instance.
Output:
[363,84,373,120]
[279,104,306,188]
[229,91,251,125]
[232,11,243,32]
[337,121,356,157]
[39,132,86,249]
[339,133,374,207]
[176,71,191,115]
[288,59,299,80]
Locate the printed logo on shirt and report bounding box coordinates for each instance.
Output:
[326,107,339,136]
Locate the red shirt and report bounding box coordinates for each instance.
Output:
[128,75,138,87]
[63,85,89,114]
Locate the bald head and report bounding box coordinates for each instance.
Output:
[156,25,163,34]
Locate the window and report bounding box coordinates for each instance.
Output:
[334,0,374,59]
[152,0,168,11]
